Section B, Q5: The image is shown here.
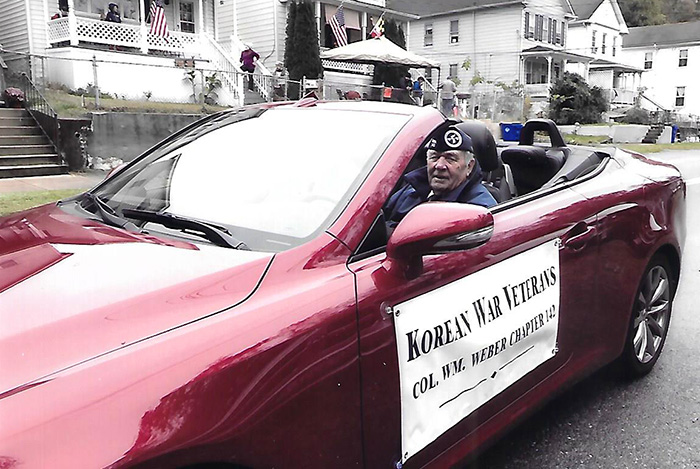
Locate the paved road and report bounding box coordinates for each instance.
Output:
[467,150,700,469]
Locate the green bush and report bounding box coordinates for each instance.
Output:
[549,72,608,124]
[620,106,650,124]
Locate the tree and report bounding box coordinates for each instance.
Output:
[618,0,666,26]
[284,1,322,87]
[662,0,700,23]
[283,1,298,71]
[372,18,408,89]
[549,72,608,124]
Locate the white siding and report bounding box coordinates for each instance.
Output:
[274,0,286,65]
[567,0,625,60]
[0,0,31,56]
[216,0,234,45]
[621,44,700,115]
[407,6,523,93]
[237,0,275,67]
[589,0,621,30]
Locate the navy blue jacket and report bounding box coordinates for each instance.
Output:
[384,162,497,228]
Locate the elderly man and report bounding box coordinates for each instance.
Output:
[384,125,497,229]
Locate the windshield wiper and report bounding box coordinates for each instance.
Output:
[82,192,141,232]
[121,208,249,250]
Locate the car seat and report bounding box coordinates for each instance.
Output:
[455,121,514,203]
[500,119,568,196]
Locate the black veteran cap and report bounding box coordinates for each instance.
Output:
[426,126,474,153]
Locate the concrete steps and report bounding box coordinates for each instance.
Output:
[0,108,67,179]
[244,89,266,105]
[642,124,665,144]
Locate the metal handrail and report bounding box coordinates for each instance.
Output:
[19,73,62,162]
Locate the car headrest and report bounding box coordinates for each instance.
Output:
[519,119,566,148]
[454,121,499,172]
[501,145,549,166]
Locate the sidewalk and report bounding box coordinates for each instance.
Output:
[0,171,107,195]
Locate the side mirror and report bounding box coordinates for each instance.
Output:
[384,202,494,278]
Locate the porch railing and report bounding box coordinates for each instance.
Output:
[201,34,244,106]
[322,59,374,76]
[606,88,636,105]
[47,16,201,55]
[18,73,62,164]
[524,83,550,97]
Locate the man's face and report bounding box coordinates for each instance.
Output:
[426,149,474,196]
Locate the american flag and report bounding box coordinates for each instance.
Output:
[329,5,347,47]
[148,0,169,38]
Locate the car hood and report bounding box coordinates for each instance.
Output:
[0,205,273,397]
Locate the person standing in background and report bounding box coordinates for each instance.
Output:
[440,76,457,116]
[240,44,260,91]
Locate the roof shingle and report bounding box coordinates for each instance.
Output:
[624,21,700,48]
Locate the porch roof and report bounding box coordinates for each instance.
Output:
[521,45,593,63]
[589,58,644,73]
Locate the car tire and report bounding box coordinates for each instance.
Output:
[619,253,675,378]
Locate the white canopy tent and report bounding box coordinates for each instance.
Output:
[320,36,440,68]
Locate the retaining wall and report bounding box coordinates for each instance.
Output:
[88,112,204,162]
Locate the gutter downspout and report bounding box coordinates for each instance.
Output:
[263,0,278,65]
[24,0,35,79]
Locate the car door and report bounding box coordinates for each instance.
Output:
[349,187,601,468]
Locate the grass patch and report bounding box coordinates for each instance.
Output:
[562,133,611,145]
[45,89,230,118]
[621,142,700,154]
[0,189,83,216]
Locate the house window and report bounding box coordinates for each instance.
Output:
[179,1,195,33]
[535,15,544,41]
[613,37,617,56]
[644,52,653,69]
[679,49,688,67]
[602,33,606,54]
[561,21,566,46]
[450,20,459,43]
[548,18,553,43]
[676,86,685,106]
[449,63,459,79]
[524,12,530,39]
[424,23,433,47]
[552,20,558,44]
[543,17,549,43]
[591,30,597,54]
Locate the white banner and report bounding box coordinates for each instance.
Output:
[394,239,561,463]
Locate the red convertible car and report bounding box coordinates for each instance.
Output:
[0,101,685,468]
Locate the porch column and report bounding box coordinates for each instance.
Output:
[361,12,367,40]
[546,56,552,85]
[198,0,204,36]
[315,2,321,44]
[139,0,148,53]
[67,0,78,46]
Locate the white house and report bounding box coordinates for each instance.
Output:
[0,0,244,104]
[391,0,601,118]
[620,20,700,119]
[565,0,643,108]
[0,0,415,106]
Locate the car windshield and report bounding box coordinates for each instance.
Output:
[93,107,410,251]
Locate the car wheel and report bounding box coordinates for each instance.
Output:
[620,254,675,378]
